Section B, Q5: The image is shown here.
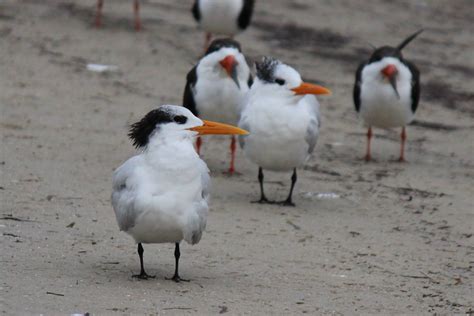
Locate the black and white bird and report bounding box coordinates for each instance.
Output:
[183,38,252,174]
[353,30,422,162]
[192,0,255,51]
[111,105,248,282]
[239,57,331,206]
[95,0,142,31]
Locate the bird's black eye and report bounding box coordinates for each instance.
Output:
[174,115,187,124]
[275,78,286,85]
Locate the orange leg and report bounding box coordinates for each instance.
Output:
[399,127,407,162]
[365,127,372,162]
[95,0,104,27]
[228,136,236,175]
[196,136,202,155]
[134,0,141,31]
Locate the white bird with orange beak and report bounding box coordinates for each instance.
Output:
[353,30,422,162]
[111,105,248,282]
[239,57,331,206]
[183,38,252,174]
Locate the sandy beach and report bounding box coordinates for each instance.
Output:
[1,0,473,314]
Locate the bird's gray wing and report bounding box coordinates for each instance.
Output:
[303,95,321,154]
[238,115,251,149]
[199,159,211,201]
[111,155,143,232]
[185,158,211,245]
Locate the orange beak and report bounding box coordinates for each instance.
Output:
[188,120,249,136]
[219,55,238,75]
[219,55,240,88]
[381,64,398,78]
[291,82,331,96]
[381,64,400,99]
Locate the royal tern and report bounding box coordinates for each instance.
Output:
[353,30,422,162]
[111,105,248,281]
[183,38,252,174]
[192,0,255,51]
[95,0,142,31]
[239,57,331,206]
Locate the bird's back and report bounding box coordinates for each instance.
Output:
[197,0,244,35]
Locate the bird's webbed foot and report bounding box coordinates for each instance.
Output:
[251,196,275,204]
[166,274,190,283]
[132,271,156,280]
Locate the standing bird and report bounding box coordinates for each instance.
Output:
[192,0,255,51]
[95,0,142,31]
[183,38,252,174]
[111,105,248,282]
[239,57,331,206]
[353,30,422,162]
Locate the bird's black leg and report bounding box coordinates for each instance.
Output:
[166,243,189,282]
[252,167,273,204]
[278,168,297,207]
[132,243,155,279]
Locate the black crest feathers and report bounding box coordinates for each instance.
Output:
[128,107,175,148]
[255,56,281,83]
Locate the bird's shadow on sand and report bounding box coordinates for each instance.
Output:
[81,258,245,290]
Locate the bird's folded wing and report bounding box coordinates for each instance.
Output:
[404,60,420,113]
[198,159,211,201]
[237,115,251,149]
[301,95,321,154]
[183,66,199,116]
[111,155,145,231]
[353,61,367,112]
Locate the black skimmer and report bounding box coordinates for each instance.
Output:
[239,57,331,206]
[192,0,255,51]
[95,0,142,31]
[183,38,252,174]
[353,30,423,162]
[112,105,248,282]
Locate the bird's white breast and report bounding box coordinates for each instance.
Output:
[240,93,317,171]
[198,0,244,35]
[112,138,209,245]
[194,59,250,125]
[359,58,415,128]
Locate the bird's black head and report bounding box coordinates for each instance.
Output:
[369,46,403,63]
[205,38,242,55]
[368,29,423,64]
[128,106,188,148]
[255,56,281,83]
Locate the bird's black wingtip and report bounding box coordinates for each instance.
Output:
[397,29,424,51]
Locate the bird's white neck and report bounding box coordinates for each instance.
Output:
[250,80,302,105]
[144,132,199,169]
